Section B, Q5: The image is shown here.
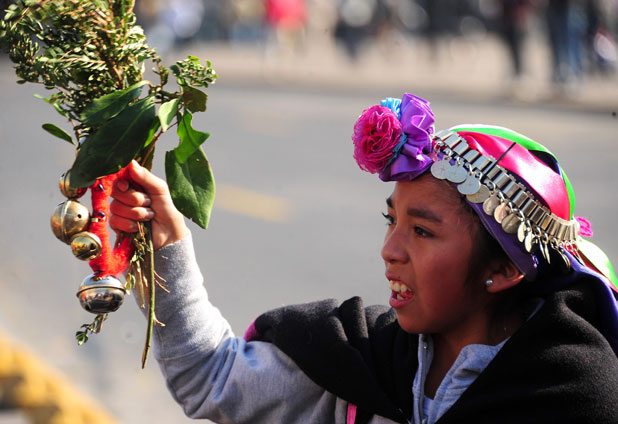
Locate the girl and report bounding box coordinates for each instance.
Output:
[109,93,618,423]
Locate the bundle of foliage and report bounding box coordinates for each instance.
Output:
[0,0,217,363]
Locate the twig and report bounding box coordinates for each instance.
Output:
[141,220,155,368]
[141,128,163,166]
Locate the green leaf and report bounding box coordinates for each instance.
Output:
[175,111,210,164]
[143,118,161,149]
[75,330,88,345]
[34,94,68,118]
[158,98,179,132]
[140,119,162,170]
[80,80,148,127]
[42,123,75,145]
[165,147,215,229]
[181,86,207,113]
[70,96,157,188]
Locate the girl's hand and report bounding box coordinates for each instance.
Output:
[109,160,188,250]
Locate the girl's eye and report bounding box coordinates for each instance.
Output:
[382,212,394,226]
[414,226,432,238]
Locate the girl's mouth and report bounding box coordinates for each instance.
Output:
[389,280,414,308]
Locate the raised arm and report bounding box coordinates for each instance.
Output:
[107,162,339,422]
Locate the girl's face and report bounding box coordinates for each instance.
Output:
[382,177,491,340]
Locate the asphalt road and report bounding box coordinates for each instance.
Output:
[1,57,617,423]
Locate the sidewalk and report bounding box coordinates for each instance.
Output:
[178,33,618,112]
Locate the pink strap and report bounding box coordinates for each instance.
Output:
[460,132,571,220]
[243,318,259,341]
[347,403,357,424]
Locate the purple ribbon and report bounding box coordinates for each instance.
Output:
[379,93,435,181]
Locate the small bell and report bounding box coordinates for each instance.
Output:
[77,274,126,314]
[59,170,87,199]
[70,231,102,261]
[50,200,90,244]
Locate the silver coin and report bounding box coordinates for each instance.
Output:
[466,184,490,204]
[457,175,481,195]
[558,249,571,272]
[539,242,551,264]
[430,160,450,180]
[517,222,528,243]
[524,232,538,253]
[445,164,468,184]
[493,203,509,224]
[482,195,500,216]
[501,213,520,234]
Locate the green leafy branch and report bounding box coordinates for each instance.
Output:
[0,1,217,231]
[0,0,217,362]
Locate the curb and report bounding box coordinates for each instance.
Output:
[171,38,618,113]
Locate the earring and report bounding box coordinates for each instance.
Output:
[485,278,494,288]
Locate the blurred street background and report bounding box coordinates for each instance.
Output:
[1,0,618,423]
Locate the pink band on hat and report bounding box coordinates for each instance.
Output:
[459,131,570,220]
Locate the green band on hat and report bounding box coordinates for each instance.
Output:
[577,238,618,292]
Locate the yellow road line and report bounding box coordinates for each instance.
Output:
[215,184,293,223]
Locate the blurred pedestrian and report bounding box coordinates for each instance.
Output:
[334,0,377,60]
[264,0,308,55]
[545,0,586,89]
[229,0,266,42]
[583,0,618,75]
[498,0,534,79]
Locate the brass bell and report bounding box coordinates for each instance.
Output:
[70,231,102,261]
[59,170,87,199]
[76,274,126,314]
[50,200,90,244]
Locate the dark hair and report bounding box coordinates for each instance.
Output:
[440,180,534,335]
[461,198,511,283]
[427,176,533,339]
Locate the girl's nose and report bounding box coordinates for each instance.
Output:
[381,230,408,264]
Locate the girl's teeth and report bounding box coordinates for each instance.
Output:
[389,280,410,294]
[397,294,404,300]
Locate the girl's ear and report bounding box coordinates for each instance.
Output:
[487,261,524,293]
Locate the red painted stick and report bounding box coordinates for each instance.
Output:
[88,167,134,278]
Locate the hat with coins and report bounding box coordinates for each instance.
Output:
[352,93,617,292]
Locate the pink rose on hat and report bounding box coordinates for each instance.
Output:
[352,105,403,174]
